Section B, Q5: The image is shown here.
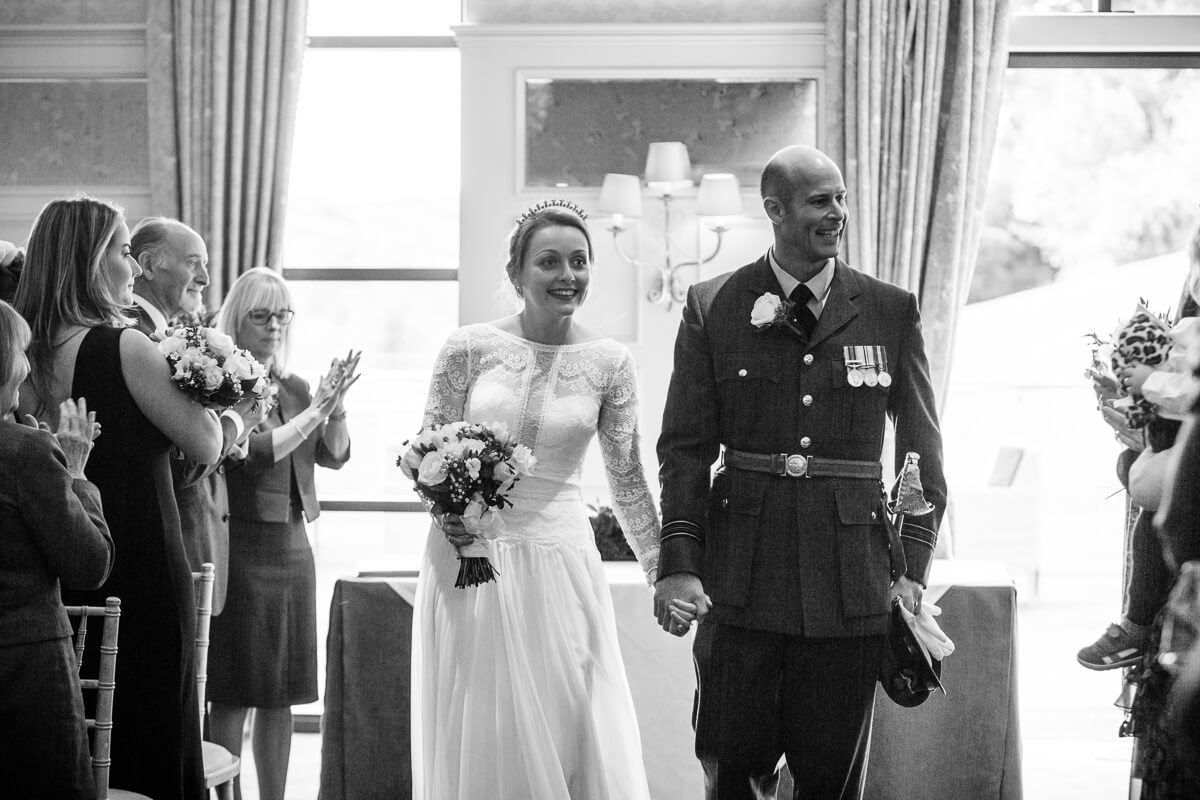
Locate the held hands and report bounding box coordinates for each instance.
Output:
[21,398,102,479]
[654,573,711,637]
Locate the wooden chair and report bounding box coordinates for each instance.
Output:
[193,563,241,800]
[65,597,153,800]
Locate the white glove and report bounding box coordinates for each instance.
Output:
[899,602,956,661]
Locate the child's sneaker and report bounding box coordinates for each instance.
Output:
[1077,623,1145,670]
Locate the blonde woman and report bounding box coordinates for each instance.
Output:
[207,267,359,800]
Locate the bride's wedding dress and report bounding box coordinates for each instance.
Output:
[412,323,660,800]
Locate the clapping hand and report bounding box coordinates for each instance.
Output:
[315,349,362,418]
[21,398,101,478]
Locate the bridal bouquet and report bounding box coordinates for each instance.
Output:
[398,421,536,588]
[1085,301,1173,428]
[158,325,271,411]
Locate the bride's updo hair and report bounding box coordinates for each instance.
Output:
[504,200,592,299]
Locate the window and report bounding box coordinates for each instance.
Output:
[945,11,1200,596]
[280,1,462,721]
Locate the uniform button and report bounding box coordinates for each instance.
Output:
[803,354,814,366]
[871,511,878,521]
[721,498,729,509]
[800,436,812,449]
[221,513,231,522]
[802,394,813,407]
[738,368,748,377]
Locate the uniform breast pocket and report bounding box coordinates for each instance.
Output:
[826,365,890,445]
[714,351,781,437]
[833,485,891,618]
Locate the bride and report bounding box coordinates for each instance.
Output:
[411,200,678,799]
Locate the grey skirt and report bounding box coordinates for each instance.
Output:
[208,509,317,707]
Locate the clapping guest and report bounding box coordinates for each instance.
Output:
[206,267,358,800]
[13,196,221,800]
[0,300,110,800]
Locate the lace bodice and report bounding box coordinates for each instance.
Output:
[422,323,660,584]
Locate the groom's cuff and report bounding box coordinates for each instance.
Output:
[659,519,704,579]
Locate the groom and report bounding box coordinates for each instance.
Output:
[655,145,946,799]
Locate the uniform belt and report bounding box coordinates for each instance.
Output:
[723,449,882,480]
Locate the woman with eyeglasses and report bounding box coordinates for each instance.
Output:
[205,267,359,800]
[14,196,222,800]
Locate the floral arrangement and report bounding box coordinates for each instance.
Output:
[158,325,271,411]
[397,421,536,588]
[1086,301,1173,428]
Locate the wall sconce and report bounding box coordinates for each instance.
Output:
[598,141,742,310]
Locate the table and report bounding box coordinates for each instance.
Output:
[319,560,1020,800]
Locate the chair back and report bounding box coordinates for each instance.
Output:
[65,597,122,800]
[193,563,215,718]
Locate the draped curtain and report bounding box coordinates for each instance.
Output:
[147,0,308,304]
[826,0,1013,407]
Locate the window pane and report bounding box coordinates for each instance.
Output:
[306,0,461,36]
[972,68,1200,303]
[283,280,459,500]
[282,49,460,268]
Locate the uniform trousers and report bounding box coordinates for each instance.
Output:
[693,622,885,800]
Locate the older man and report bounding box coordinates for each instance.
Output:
[655,145,946,799]
[130,217,265,615]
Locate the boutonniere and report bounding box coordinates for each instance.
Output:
[751,292,789,329]
[750,292,807,339]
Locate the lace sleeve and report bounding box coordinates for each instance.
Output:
[598,346,661,586]
[421,327,472,428]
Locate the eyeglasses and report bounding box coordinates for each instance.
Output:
[246,308,295,326]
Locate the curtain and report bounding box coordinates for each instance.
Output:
[147,0,308,304]
[826,0,1013,407]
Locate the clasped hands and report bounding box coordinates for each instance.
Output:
[654,573,711,638]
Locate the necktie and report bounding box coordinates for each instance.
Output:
[788,284,818,338]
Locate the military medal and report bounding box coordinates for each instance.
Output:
[862,347,879,387]
[844,346,865,387]
[877,346,893,387]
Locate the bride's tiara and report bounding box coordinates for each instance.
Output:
[516,199,588,226]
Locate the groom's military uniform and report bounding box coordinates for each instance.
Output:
[657,254,946,798]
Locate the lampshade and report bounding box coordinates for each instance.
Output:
[644,141,692,193]
[597,173,644,217]
[696,173,743,216]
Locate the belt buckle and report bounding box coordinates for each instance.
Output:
[784,454,808,478]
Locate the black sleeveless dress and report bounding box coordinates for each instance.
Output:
[61,326,204,800]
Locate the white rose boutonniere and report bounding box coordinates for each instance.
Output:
[751,292,790,329]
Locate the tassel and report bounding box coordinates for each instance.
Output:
[890,452,935,517]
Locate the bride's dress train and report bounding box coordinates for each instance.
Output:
[412,324,659,800]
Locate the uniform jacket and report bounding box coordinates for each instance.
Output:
[131,304,234,614]
[657,256,946,637]
[225,371,348,524]
[0,422,113,645]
